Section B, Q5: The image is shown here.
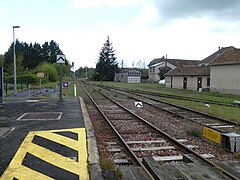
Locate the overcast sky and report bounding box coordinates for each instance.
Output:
[1,0,240,69]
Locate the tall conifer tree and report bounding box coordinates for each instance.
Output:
[95,36,118,81]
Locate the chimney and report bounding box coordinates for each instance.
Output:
[166,54,167,59]
[218,47,221,50]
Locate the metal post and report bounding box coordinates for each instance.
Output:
[5,80,8,97]
[59,63,63,100]
[0,66,4,103]
[39,78,41,93]
[13,26,20,96]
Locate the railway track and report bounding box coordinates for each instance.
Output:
[96,84,238,108]
[82,82,239,180]
[100,86,240,134]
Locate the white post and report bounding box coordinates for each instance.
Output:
[74,84,77,97]
[28,84,31,98]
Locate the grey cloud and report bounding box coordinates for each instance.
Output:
[154,0,240,21]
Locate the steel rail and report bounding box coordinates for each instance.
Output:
[132,91,240,126]
[129,89,237,107]
[95,84,237,108]
[106,88,239,135]
[103,86,239,127]
[88,83,240,180]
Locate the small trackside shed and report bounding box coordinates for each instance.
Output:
[114,69,141,83]
[165,66,210,91]
[210,47,240,95]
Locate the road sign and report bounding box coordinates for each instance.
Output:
[203,127,222,144]
[56,55,65,64]
[37,72,44,78]
[63,81,68,89]
[135,101,143,108]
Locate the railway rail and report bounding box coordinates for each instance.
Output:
[96,84,239,108]
[100,85,240,135]
[82,82,239,180]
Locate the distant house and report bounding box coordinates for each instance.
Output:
[165,66,210,91]
[209,47,240,95]
[114,69,141,83]
[148,57,200,82]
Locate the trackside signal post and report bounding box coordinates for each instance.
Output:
[0,66,3,103]
[56,55,66,101]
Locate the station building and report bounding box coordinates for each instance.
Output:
[209,47,240,95]
[162,46,240,95]
[165,66,210,91]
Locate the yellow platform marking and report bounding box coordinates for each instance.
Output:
[0,128,89,180]
[203,127,222,144]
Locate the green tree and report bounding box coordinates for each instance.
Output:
[3,40,66,73]
[75,67,95,79]
[95,36,118,81]
[158,66,171,80]
[53,63,71,78]
[4,52,25,75]
[24,42,42,69]
[4,40,24,73]
[0,54,3,66]
[36,62,58,82]
[41,40,63,64]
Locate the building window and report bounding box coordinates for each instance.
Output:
[128,71,140,77]
[207,78,210,86]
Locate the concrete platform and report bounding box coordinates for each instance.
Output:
[0,97,89,179]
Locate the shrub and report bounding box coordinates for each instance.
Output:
[186,128,201,137]
[6,73,38,84]
[100,159,114,171]
[36,62,58,82]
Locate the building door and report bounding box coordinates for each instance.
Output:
[170,77,173,88]
[183,77,187,89]
[197,77,202,91]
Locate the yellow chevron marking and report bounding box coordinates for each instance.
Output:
[77,128,89,180]
[36,131,81,151]
[28,143,82,174]
[8,166,54,180]
[0,128,89,180]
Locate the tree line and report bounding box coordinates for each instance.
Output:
[3,40,66,75]
[1,40,70,84]
[0,36,148,83]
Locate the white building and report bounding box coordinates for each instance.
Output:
[114,69,141,83]
[148,57,199,82]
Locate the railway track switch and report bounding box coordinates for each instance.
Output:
[222,132,240,153]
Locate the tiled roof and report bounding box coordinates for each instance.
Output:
[210,47,240,65]
[148,58,164,66]
[167,59,199,67]
[200,46,234,65]
[164,66,210,76]
[148,58,200,67]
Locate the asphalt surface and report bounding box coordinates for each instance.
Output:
[0,92,85,177]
